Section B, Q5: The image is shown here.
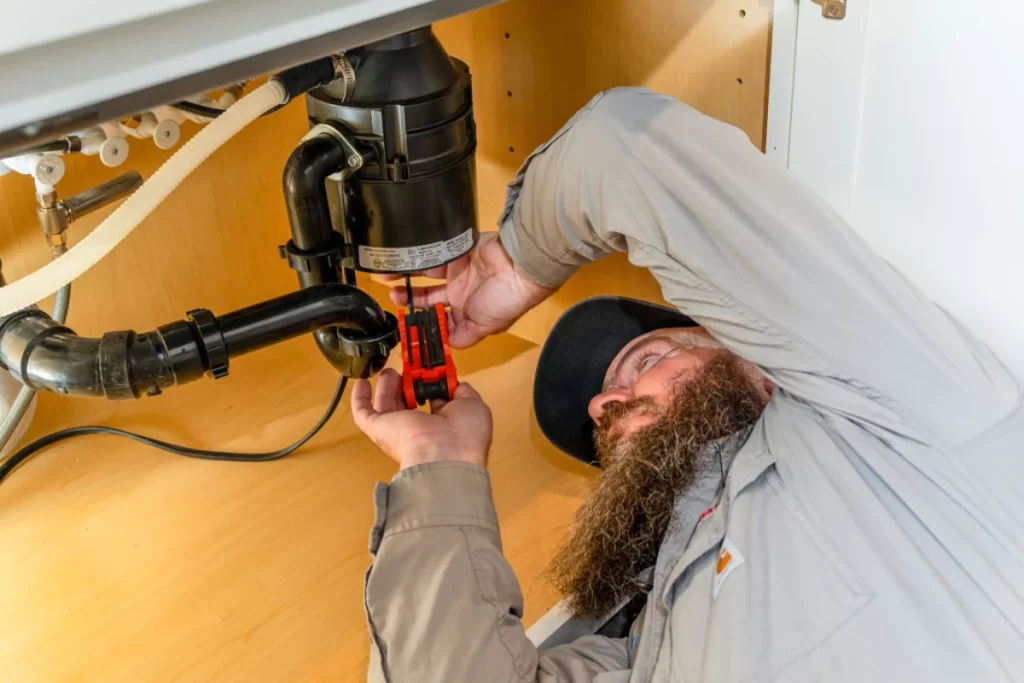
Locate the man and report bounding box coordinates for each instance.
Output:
[350,88,1024,682]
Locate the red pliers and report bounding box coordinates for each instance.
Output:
[396,275,458,408]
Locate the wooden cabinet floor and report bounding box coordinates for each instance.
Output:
[0,331,595,682]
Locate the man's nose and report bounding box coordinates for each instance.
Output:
[588,388,633,422]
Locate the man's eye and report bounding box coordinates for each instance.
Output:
[633,351,660,373]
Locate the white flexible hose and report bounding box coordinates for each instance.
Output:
[0,81,287,317]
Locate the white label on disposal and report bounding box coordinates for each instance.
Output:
[358,228,475,272]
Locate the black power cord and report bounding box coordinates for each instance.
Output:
[173,55,343,120]
[171,101,231,119]
[0,376,348,487]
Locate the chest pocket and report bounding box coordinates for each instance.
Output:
[666,468,874,683]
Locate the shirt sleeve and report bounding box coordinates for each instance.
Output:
[498,87,1019,446]
[364,462,629,683]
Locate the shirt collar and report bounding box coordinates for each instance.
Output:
[647,426,753,592]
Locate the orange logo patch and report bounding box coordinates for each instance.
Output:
[716,548,733,574]
[712,538,745,599]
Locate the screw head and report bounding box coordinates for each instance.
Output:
[347,155,361,168]
[35,154,65,184]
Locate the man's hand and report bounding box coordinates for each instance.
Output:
[351,368,493,469]
[389,232,555,348]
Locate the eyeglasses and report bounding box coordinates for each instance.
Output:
[602,330,722,393]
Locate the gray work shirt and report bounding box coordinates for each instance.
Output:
[500,88,1024,682]
[364,88,1024,683]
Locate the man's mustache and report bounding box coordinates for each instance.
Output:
[595,396,660,456]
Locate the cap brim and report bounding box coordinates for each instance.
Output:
[533,296,697,466]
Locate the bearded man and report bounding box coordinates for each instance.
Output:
[351,88,1024,683]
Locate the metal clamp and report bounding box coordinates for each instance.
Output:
[301,123,364,180]
[329,53,358,103]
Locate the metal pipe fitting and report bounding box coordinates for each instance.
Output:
[35,189,69,254]
[34,171,142,256]
[62,171,143,222]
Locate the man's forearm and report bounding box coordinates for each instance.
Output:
[364,462,627,682]
[365,462,528,682]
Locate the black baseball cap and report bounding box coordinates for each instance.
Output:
[533,296,698,466]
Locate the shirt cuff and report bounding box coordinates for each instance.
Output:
[376,461,498,542]
[499,212,580,290]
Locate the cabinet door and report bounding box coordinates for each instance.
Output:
[768,0,1024,376]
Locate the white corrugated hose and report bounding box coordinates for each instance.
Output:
[0,80,287,317]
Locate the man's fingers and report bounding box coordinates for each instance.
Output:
[373,368,403,413]
[448,323,488,350]
[390,284,450,307]
[350,378,377,432]
[378,265,449,282]
[447,327,476,349]
[452,382,481,401]
[428,398,448,414]
[420,265,450,280]
[434,382,485,417]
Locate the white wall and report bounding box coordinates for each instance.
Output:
[772,0,1024,377]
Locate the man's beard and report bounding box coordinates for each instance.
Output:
[546,351,766,618]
